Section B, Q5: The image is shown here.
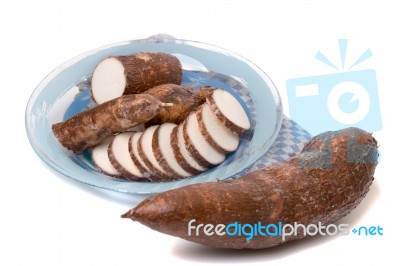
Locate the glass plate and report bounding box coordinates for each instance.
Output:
[25,37,283,194]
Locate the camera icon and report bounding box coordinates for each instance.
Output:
[286,69,382,136]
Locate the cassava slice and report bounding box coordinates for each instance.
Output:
[144,84,213,126]
[197,103,240,153]
[153,123,192,180]
[91,52,182,104]
[128,132,152,179]
[108,132,145,181]
[52,94,164,154]
[183,113,226,167]
[122,127,379,249]
[137,125,172,181]
[207,88,250,135]
[91,137,120,176]
[170,125,206,175]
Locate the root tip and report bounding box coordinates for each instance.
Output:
[121,209,136,219]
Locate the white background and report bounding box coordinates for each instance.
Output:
[1,0,399,265]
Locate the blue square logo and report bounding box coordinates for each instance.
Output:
[286,40,382,136]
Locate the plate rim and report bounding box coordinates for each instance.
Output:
[25,37,283,194]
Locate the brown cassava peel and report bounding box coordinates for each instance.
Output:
[52,94,164,154]
[144,84,213,126]
[122,127,378,249]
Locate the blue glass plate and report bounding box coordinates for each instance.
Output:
[25,38,282,194]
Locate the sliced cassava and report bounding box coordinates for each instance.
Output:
[137,125,172,181]
[170,125,206,175]
[52,94,164,154]
[122,127,379,249]
[128,132,152,179]
[196,103,240,153]
[206,88,250,135]
[108,132,145,181]
[183,113,226,167]
[91,137,120,176]
[144,84,213,126]
[91,52,182,104]
[152,123,192,180]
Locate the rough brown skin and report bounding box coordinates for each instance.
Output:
[52,94,163,154]
[144,84,213,126]
[122,127,379,249]
[92,52,182,103]
[169,126,203,175]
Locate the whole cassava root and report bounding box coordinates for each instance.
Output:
[91,52,182,104]
[144,84,213,126]
[53,84,212,155]
[52,94,164,154]
[122,127,379,249]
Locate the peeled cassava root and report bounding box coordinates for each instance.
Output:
[122,127,379,249]
[52,94,164,154]
[91,52,182,104]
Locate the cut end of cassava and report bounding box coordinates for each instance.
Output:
[170,126,205,175]
[92,57,127,104]
[153,123,192,179]
[184,113,226,167]
[92,137,120,176]
[197,104,240,153]
[178,122,210,171]
[138,125,172,181]
[91,52,183,104]
[207,89,250,135]
[108,132,144,180]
